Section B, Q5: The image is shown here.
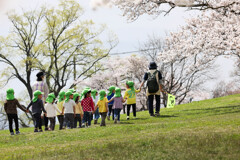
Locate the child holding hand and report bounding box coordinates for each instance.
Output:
[4,88,28,135]
[95,90,109,127]
[91,89,99,124]
[107,86,115,120]
[81,88,95,127]
[109,88,126,124]
[57,91,65,130]
[73,93,83,128]
[27,90,47,132]
[45,93,62,131]
[63,91,76,129]
[124,81,141,120]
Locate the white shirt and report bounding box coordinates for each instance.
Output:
[45,103,61,118]
[92,95,99,106]
[63,99,76,114]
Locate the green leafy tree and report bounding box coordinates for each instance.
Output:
[0,0,117,101]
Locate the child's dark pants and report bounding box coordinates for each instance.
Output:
[7,114,19,133]
[127,104,136,117]
[57,115,64,130]
[100,112,107,126]
[108,104,114,120]
[74,114,82,128]
[33,113,42,130]
[48,117,56,130]
[83,112,92,126]
[64,114,74,129]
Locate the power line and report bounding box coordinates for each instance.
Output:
[109,48,160,55]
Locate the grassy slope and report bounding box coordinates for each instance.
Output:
[0,95,240,160]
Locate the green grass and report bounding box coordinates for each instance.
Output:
[0,95,240,160]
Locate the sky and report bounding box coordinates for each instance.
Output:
[0,0,235,98]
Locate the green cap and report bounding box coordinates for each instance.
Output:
[73,93,80,101]
[6,88,15,101]
[108,86,116,96]
[33,90,43,103]
[65,91,73,102]
[126,81,135,91]
[46,93,56,103]
[91,89,98,99]
[68,89,76,93]
[114,88,122,98]
[58,91,65,102]
[82,88,91,96]
[99,90,106,100]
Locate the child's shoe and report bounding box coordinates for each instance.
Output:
[114,118,117,124]
[126,116,129,120]
[94,119,97,124]
[45,127,49,131]
[39,129,43,132]
[10,132,14,135]
[34,129,38,132]
[16,131,20,135]
[117,121,120,124]
[107,116,110,121]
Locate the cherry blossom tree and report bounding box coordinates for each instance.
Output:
[91,0,239,21]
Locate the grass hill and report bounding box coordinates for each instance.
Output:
[0,95,240,160]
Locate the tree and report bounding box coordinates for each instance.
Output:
[0,8,45,101]
[78,56,128,90]
[139,35,216,106]
[0,0,117,100]
[111,0,239,21]
[38,0,117,95]
[0,94,8,130]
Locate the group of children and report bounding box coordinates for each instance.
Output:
[3,81,141,135]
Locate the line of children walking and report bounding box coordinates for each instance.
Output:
[3,80,141,135]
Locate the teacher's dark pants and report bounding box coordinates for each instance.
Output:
[148,95,160,115]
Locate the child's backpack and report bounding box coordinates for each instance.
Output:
[147,71,159,93]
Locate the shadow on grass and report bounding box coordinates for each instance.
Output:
[119,122,135,125]
[131,118,148,121]
[155,115,178,118]
[181,105,240,116]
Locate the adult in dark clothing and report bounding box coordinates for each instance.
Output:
[140,62,163,117]
[4,88,28,135]
[27,90,47,132]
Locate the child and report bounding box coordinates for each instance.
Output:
[107,86,116,121]
[124,81,141,120]
[57,91,65,130]
[91,89,99,124]
[62,91,76,129]
[109,88,126,124]
[95,90,109,126]
[4,88,28,135]
[81,88,95,127]
[27,90,47,132]
[73,93,83,128]
[45,93,62,131]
